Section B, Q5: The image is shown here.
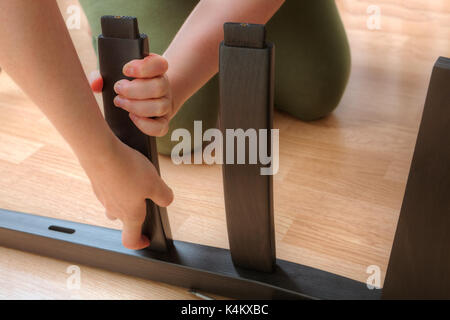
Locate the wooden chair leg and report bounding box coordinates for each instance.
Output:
[383,57,450,299]
[219,23,276,272]
[98,16,172,252]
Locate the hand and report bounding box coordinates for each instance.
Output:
[89,53,173,137]
[79,137,174,250]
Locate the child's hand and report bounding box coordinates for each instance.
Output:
[89,53,173,137]
[80,137,174,250]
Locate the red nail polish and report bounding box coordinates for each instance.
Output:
[91,77,103,92]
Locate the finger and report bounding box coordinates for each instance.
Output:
[123,54,168,79]
[88,70,103,93]
[114,96,171,118]
[146,172,174,208]
[129,113,169,137]
[114,77,168,100]
[121,218,150,250]
[105,210,117,221]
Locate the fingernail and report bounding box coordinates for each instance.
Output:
[114,96,124,107]
[125,66,135,76]
[114,82,122,94]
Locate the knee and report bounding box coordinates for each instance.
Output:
[275,50,351,121]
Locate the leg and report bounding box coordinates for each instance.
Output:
[267,0,351,121]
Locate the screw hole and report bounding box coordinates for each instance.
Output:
[48,225,75,234]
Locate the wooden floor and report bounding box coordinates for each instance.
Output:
[0,0,449,299]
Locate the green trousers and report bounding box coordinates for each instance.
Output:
[80,0,351,155]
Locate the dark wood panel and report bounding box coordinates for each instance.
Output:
[98,17,172,252]
[0,209,381,300]
[219,23,276,272]
[383,57,450,299]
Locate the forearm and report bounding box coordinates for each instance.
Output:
[164,0,284,113]
[0,0,115,165]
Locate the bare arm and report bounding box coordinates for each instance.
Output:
[0,0,173,249]
[165,0,285,112]
[0,0,113,159]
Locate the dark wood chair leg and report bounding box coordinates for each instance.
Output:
[383,57,450,299]
[98,16,172,252]
[219,23,276,272]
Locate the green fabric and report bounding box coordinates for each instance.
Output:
[79,0,351,155]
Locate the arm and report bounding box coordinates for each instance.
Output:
[165,0,285,113]
[0,0,173,249]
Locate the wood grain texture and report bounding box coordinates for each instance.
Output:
[219,23,275,273]
[383,57,450,299]
[0,0,449,299]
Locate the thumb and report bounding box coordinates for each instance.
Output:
[121,219,150,250]
[88,70,103,93]
[148,174,174,208]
